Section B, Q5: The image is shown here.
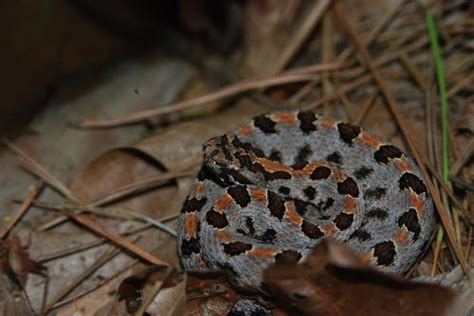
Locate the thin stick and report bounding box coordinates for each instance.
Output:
[3,140,79,203]
[446,69,474,98]
[30,201,177,238]
[305,74,373,109]
[43,244,123,313]
[272,0,332,74]
[399,52,428,90]
[354,90,378,125]
[0,183,43,239]
[50,259,140,311]
[80,70,339,128]
[89,165,198,207]
[36,224,150,263]
[333,0,470,275]
[449,138,474,177]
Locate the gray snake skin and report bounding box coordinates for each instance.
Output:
[178,111,434,291]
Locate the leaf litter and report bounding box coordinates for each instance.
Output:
[0,0,473,315]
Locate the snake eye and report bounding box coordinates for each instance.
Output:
[289,292,308,301]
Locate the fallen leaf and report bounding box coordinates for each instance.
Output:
[0,236,45,315]
[263,239,460,316]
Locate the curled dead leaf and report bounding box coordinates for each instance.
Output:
[263,239,461,316]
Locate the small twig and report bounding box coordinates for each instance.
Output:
[29,201,177,238]
[89,168,197,207]
[305,74,373,109]
[36,223,149,263]
[354,90,378,125]
[43,243,125,313]
[272,0,332,74]
[50,259,140,311]
[0,182,43,239]
[3,139,79,203]
[399,52,428,90]
[80,69,341,128]
[449,138,474,177]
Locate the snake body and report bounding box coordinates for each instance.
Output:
[178,111,434,290]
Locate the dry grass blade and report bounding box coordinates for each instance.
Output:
[89,166,198,207]
[0,182,43,239]
[80,72,328,128]
[447,71,474,98]
[400,52,428,90]
[272,0,332,74]
[30,201,178,237]
[50,260,140,311]
[70,213,170,266]
[3,139,80,204]
[305,74,373,109]
[333,1,470,275]
[354,90,378,125]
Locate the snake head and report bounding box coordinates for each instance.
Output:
[202,132,257,185]
[203,133,239,168]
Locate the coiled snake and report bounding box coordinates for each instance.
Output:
[178,111,434,291]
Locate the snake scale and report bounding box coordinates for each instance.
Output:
[177,111,434,291]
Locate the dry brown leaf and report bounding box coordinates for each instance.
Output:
[0,236,46,315]
[100,266,186,315]
[141,269,187,316]
[264,239,460,316]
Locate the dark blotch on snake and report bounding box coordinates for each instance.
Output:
[301,221,324,239]
[291,145,312,170]
[326,152,342,164]
[310,166,331,180]
[253,115,277,134]
[206,209,229,228]
[227,185,251,207]
[374,145,403,164]
[267,191,285,220]
[334,213,354,230]
[337,122,361,144]
[297,111,317,133]
[399,173,427,195]
[366,208,389,220]
[364,187,387,200]
[181,238,200,256]
[180,197,208,213]
[337,177,360,197]
[275,250,302,263]
[349,229,371,241]
[373,241,396,266]
[398,208,421,239]
[223,242,252,256]
[303,186,316,200]
[354,166,373,180]
[278,186,291,195]
[258,229,277,242]
[269,150,282,162]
